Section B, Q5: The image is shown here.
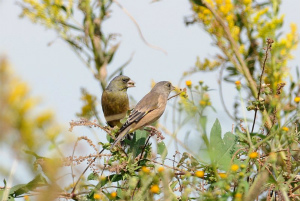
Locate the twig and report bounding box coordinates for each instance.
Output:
[292,184,300,193]
[230,148,247,165]
[112,0,167,55]
[173,152,183,193]
[202,2,257,95]
[267,184,275,201]
[69,118,110,133]
[138,136,151,165]
[168,89,186,100]
[251,38,274,133]
[70,139,80,185]
[70,148,106,196]
[150,159,186,173]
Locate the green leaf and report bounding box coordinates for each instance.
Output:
[109,174,123,183]
[178,152,189,167]
[191,0,205,6]
[170,181,178,190]
[209,119,240,171]
[87,173,99,181]
[117,188,124,199]
[128,130,148,157]
[9,174,48,197]
[157,141,168,161]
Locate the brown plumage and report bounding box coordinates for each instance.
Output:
[111,81,174,148]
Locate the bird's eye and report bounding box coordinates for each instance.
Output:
[167,83,171,87]
[122,78,127,82]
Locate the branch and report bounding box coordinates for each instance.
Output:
[69,118,111,133]
[168,88,187,100]
[251,38,274,133]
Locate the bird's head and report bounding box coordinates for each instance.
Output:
[106,75,135,91]
[152,81,175,95]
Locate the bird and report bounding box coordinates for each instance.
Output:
[101,75,135,127]
[111,81,175,148]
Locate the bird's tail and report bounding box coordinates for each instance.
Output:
[111,126,132,148]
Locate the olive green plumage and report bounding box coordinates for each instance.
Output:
[111,81,175,148]
[101,75,135,127]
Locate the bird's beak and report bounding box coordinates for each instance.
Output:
[171,85,175,91]
[127,79,135,88]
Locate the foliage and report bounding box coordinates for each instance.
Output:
[1,0,300,201]
[187,0,299,127]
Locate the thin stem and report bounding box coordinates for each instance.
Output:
[138,136,151,165]
[112,0,167,55]
[251,39,274,133]
[71,148,105,195]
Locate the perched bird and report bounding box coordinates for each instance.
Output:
[111,81,175,148]
[101,75,135,127]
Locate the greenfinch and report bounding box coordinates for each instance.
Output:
[101,75,135,127]
[112,81,175,147]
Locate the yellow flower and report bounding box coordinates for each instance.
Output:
[150,185,160,194]
[218,173,227,179]
[24,195,30,201]
[240,164,246,169]
[36,110,53,126]
[243,0,252,5]
[185,80,192,87]
[8,82,29,103]
[290,23,297,33]
[235,80,241,90]
[235,193,243,198]
[294,97,300,103]
[249,152,258,159]
[158,166,164,173]
[94,194,102,200]
[200,100,206,106]
[282,127,289,131]
[239,44,245,54]
[280,49,286,56]
[110,192,117,198]
[195,170,205,178]
[141,166,150,173]
[231,164,239,172]
[215,0,222,5]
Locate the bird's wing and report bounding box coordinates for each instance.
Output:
[111,92,161,148]
[118,91,161,133]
